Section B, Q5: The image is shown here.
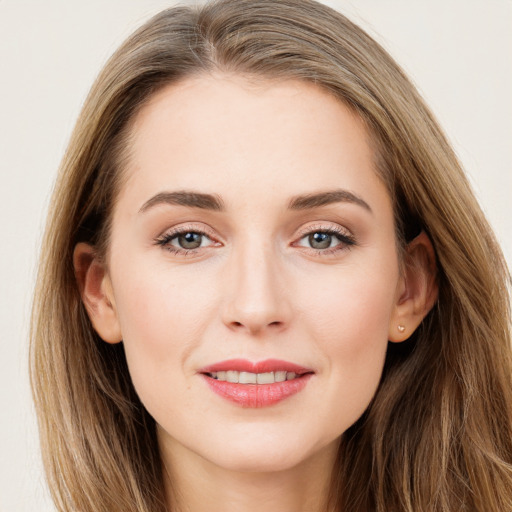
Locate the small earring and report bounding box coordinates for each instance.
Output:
[397,325,406,333]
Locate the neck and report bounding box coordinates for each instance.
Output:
[160,435,339,512]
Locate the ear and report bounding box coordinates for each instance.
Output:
[73,242,122,344]
[388,231,438,342]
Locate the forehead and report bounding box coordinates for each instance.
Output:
[118,73,388,212]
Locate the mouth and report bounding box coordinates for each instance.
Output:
[198,359,314,407]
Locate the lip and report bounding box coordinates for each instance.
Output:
[198,358,314,408]
[198,358,313,375]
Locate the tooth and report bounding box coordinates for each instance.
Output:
[239,372,257,384]
[210,370,299,384]
[226,371,239,383]
[275,371,287,382]
[256,372,274,384]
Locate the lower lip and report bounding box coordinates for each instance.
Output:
[201,374,313,408]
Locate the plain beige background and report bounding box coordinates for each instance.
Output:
[1,1,510,510]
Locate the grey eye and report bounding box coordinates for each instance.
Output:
[156,228,218,253]
[308,232,334,249]
[177,232,204,249]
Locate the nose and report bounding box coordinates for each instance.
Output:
[220,243,292,336]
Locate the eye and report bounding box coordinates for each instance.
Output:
[174,232,208,250]
[294,226,356,254]
[306,232,337,249]
[155,227,219,254]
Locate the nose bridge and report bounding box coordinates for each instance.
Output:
[222,235,290,334]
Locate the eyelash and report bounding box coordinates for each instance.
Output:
[154,224,356,256]
[293,224,356,255]
[154,225,219,256]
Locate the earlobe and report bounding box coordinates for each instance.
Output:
[388,231,438,343]
[73,242,123,344]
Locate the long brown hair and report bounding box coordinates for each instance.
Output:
[30,1,512,510]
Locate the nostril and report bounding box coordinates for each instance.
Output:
[228,319,284,332]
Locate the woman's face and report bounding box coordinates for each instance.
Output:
[101,74,404,473]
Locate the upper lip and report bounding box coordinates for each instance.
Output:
[198,358,314,375]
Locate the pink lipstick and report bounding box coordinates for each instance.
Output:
[198,359,314,408]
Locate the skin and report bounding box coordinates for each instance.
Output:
[75,74,437,512]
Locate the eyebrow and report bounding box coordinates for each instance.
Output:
[139,191,225,213]
[288,189,372,213]
[139,188,372,214]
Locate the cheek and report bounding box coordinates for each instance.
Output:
[295,260,397,426]
[114,255,213,338]
[109,258,216,399]
[298,256,397,345]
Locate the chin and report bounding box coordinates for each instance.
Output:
[212,449,304,474]
[195,428,338,474]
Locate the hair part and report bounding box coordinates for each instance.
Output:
[31,1,512,511]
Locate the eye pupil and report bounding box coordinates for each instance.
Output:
[178,232,202,249]
[309,232,331,249]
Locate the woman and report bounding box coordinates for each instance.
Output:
[30,0,512,510]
